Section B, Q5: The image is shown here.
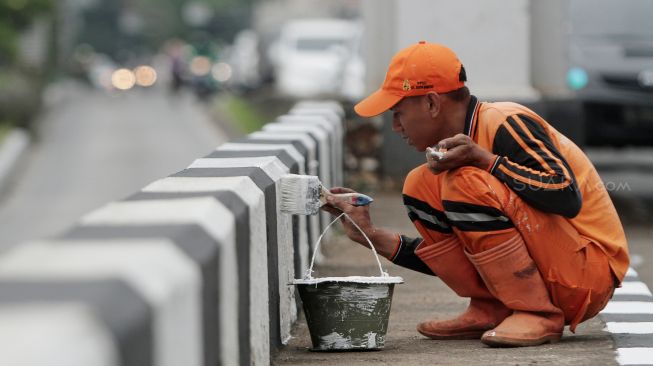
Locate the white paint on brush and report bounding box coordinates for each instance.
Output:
[601,301,653,314]
[605,322,653,334]
[279,174,322,215]
[0,303,119,366]
[615,281,653,297]
[616,347,653,365]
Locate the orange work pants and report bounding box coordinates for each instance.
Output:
[404,165,615,331]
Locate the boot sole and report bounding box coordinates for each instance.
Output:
[417,328,486,340]
[481,333,562,347]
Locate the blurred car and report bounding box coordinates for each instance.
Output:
[569,0,653,145]
[272,18,364,101]
[225,29,262,91]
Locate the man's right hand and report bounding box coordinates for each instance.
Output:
[321,187,375,245]
[320,187,400,259]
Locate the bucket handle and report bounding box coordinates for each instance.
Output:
[305,212,388,279]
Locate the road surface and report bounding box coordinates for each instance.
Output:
[0,82,227,252]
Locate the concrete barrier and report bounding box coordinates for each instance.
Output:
[261,122,333,236]
[0,101,344,365]
[289,103,345,187]
[248,131,320,264]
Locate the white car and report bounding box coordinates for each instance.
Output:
[273,18,364,100]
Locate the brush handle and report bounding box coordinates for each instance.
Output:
[327,192,374,206]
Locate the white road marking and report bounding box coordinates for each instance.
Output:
[605,322,653,334]
[616,347,653,365]
[601,301,653,314]
[626,267,639,278]
[616,282,653,297]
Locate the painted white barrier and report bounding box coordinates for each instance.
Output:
[246,132,317,276]
[0,237,202,366]
[0,303,119,366]
[142,176,269,365]
[0,100,343,366]
[188,156,297,345]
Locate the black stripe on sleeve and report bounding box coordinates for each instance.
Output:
[491,115,582,218]
[392,235,436,276]
[505,116,568,183]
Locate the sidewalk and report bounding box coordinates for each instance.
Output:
[273,190,617,365]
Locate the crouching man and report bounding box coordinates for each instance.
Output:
[323,41,629,347]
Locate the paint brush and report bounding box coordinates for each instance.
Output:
[280,174,373,215]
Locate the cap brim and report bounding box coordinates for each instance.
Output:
[354,89,403,118]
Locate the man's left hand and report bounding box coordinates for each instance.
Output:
[426,133,495,174]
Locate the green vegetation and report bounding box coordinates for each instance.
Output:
[0,0,54,132]
[0,0,53,65]
[78,0,257,63]
[0,120,13,143]
[223,95,267,134]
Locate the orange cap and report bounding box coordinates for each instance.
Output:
[354,41,466,117]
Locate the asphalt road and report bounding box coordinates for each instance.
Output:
[0,82,227,252]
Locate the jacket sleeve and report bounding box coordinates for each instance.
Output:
[390,235,436,276]
[489,114,582,218]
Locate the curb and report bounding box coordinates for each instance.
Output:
[0,129,30,196]
[601,267,653,365]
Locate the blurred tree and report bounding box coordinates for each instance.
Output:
[76,0,257,64]
[0,0,53,65]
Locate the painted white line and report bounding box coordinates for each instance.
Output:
[605,322,653,334]
[616,282,653,297]
[616,347,653,365]
[626,267,639,278]
[601,301,653,314]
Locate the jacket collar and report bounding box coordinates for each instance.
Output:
[463,95,480,138]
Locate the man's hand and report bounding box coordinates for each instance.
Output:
[321,187,375,245]
[426,133,495,174]
[320,187,400,259]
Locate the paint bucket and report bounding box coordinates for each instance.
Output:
[292,213,403,351]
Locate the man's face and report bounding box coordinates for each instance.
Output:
[390,95,441,151]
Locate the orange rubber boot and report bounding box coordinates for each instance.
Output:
[415,236,511,339]
[466,234,564,347]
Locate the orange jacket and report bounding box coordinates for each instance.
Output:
[469,97,628,281]
[393,96,629,282]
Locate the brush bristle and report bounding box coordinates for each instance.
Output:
[279,174,322,215]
